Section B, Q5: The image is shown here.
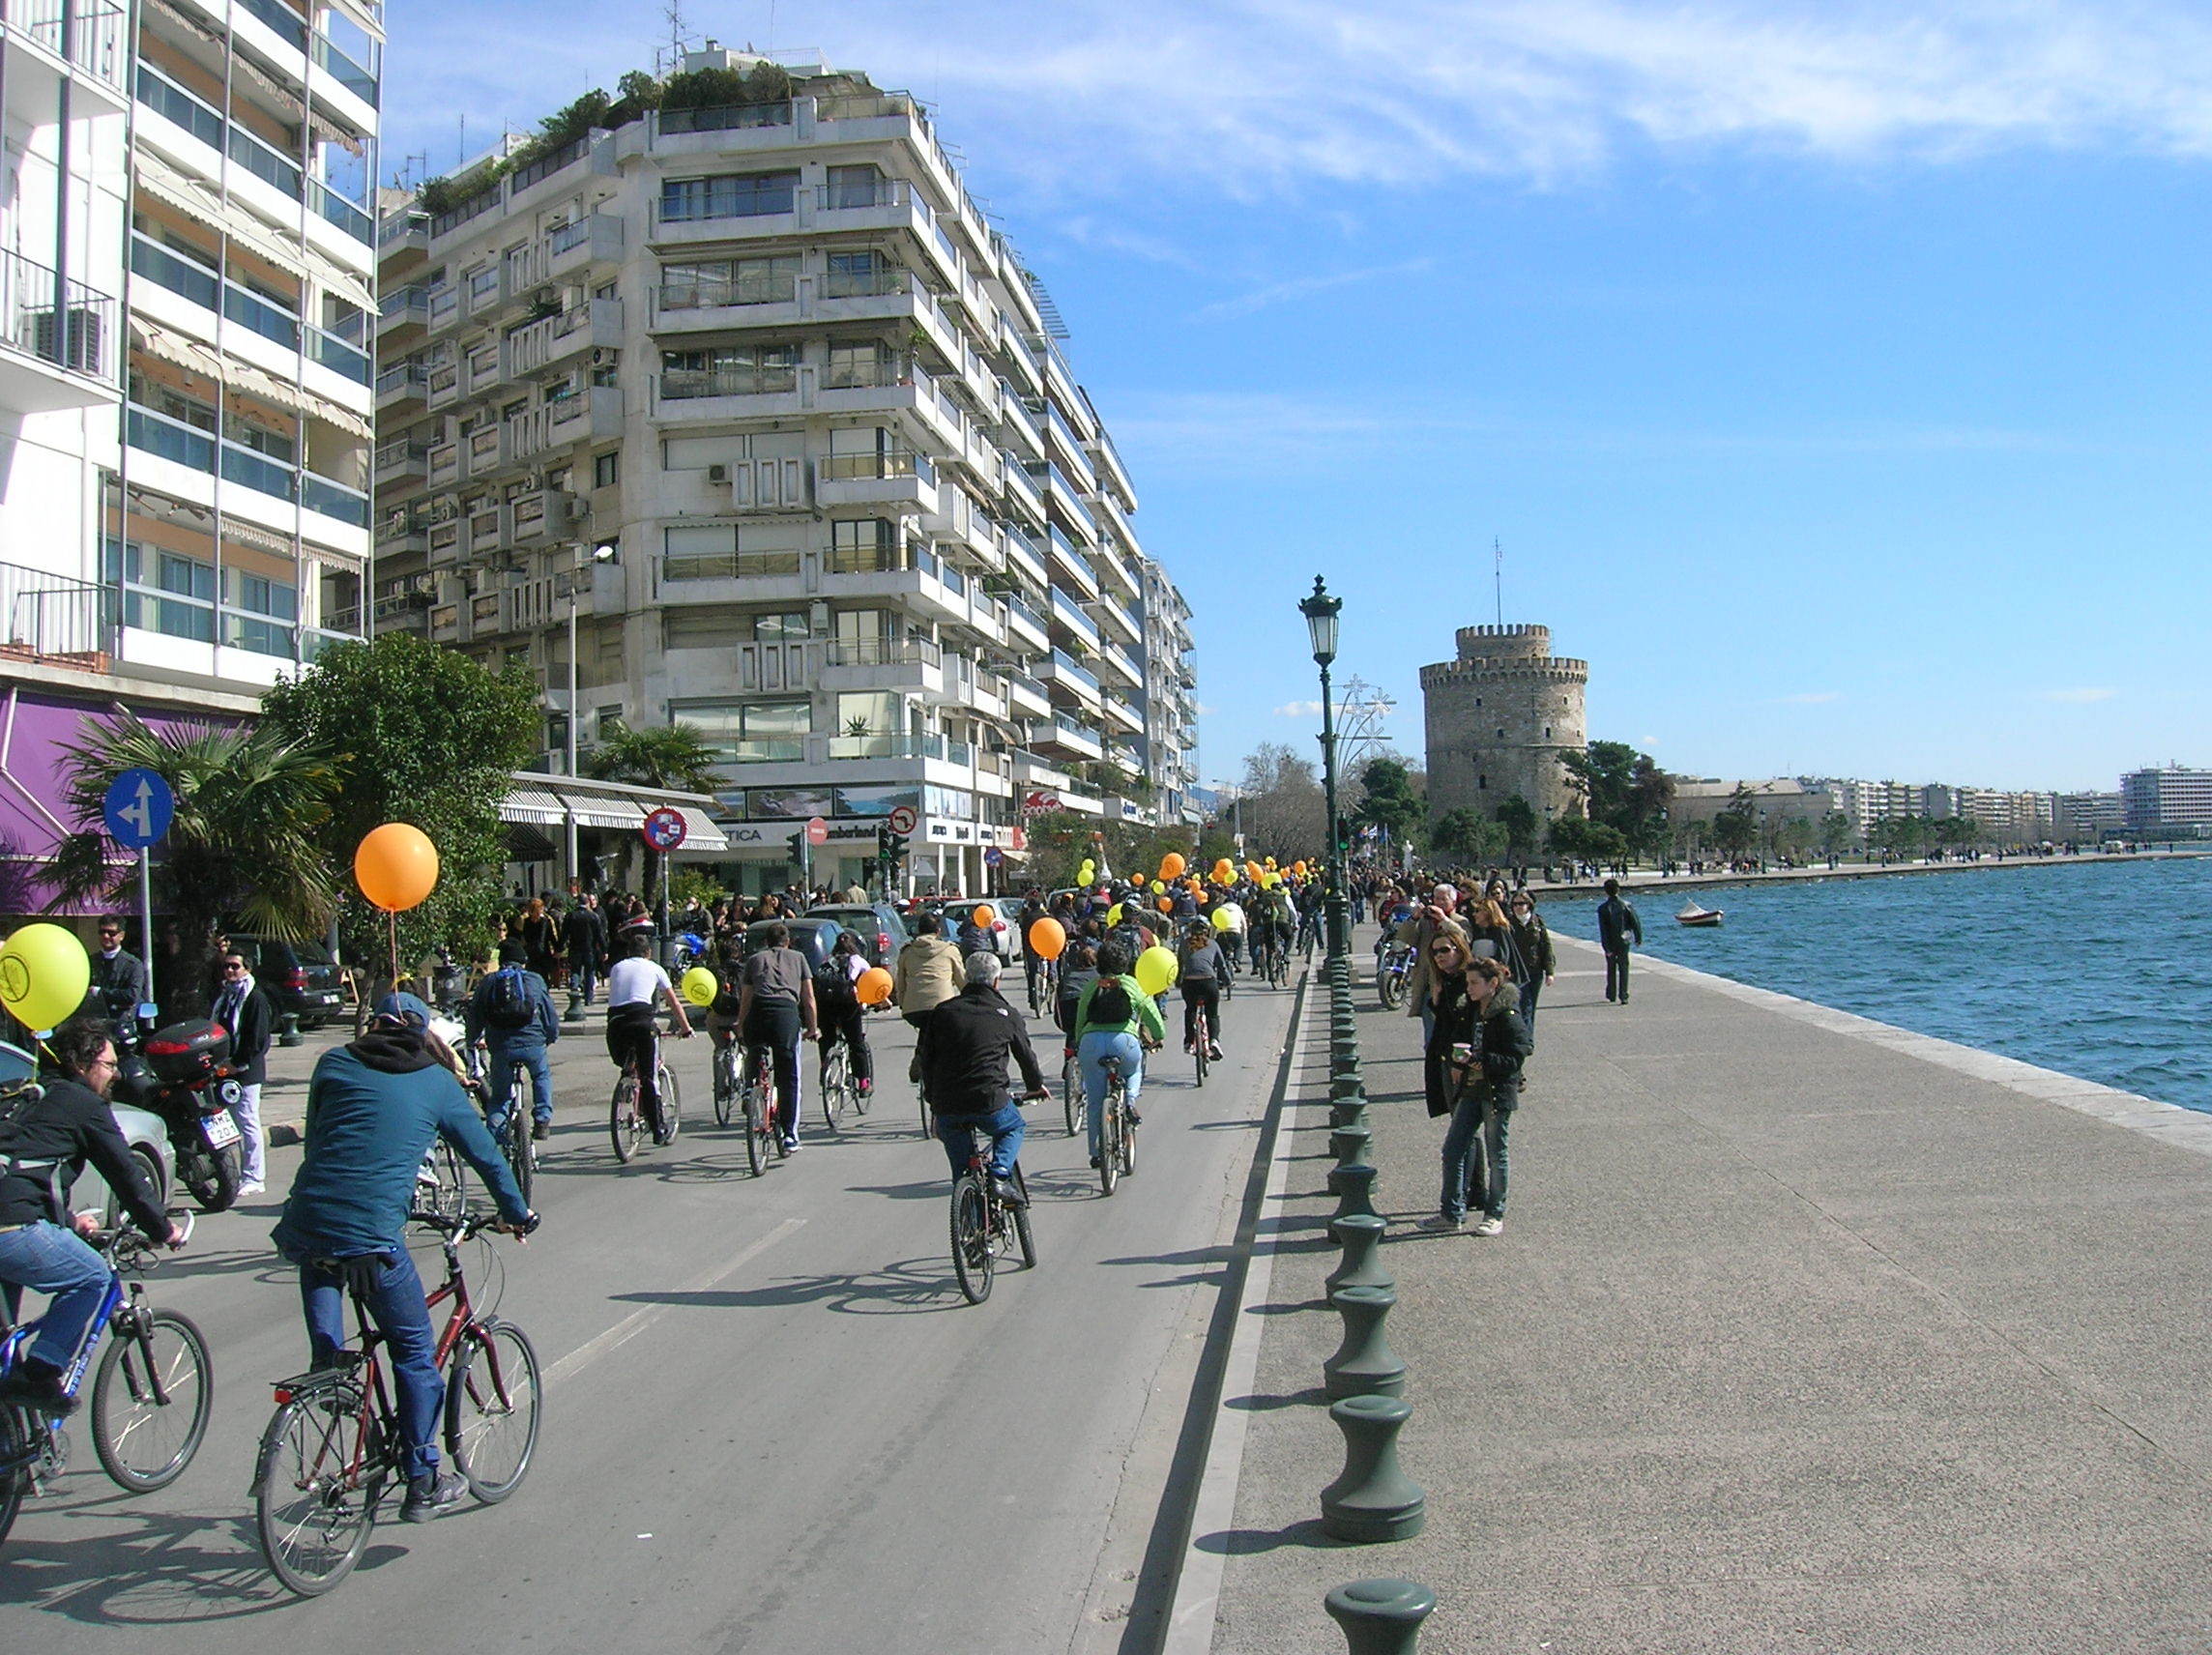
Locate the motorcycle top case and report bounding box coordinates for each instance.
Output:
[142,1018,233,1085]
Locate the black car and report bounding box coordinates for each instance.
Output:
[227,934,345,1029]
[743,918,860,973]
[803,903,908,968]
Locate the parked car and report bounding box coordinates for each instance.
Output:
[929,900,1016,960]
[0,1038,173,1228]
[743,918,861,974]
[227,933,345,1029]
[803,903,908,968]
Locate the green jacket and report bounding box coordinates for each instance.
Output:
[1074,974,1167,1044]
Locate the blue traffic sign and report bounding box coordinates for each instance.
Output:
[984,846,1004,867]
[103,769,174,850]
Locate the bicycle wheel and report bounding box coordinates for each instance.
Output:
[656,1062,681,1145]
[1121,1096,1138,1178]
[950,1176,993,1304]
[1194,1013,1208,1088]
[1062,1051,1081,1137]
[1099,1094,1121,1196]
[447,1319,541,1502]
[1011,1165,1036,1269]
[713,1046,737,1128]
[254,1379,375,1597]
[91,1308,213,1493]
[413,1139,468,1226]
[508,1066,535,1205]
[0,1406,29,1547]
[742,1083,768,1176]
[610,1075,642,1164]
[821,1046,848,1130]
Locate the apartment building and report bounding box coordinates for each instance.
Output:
[2121,766,2212,835]
[2053,791,2121,840]
[0,0,378,902]
[372,46,1198,895]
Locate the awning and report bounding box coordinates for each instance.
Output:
[671,806,729,853]
[502,786,566,827]
[499,771,732,855]
[567,796,646,833]
[131,319,223,384]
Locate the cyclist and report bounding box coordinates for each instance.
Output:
[1251,883,1294,981]
[464,940,559,1144]
[916,953,1048,1207]
[1017,889,1051,1012]
[813,929,874,1101]
[604,932,694,1143]
[1176,921,1228,1060]
[1295,883,1324,959]
[1211,893,1247,973]
[272,993,533,1523]
[892,912,963,1100]
[736,921,818,1154]
[1073,941,1166,1171]
[0,1017,185,1416]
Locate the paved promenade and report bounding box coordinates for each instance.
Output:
[1191,930,2212,1654]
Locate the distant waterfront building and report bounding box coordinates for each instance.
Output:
[1420,624,1586,828]
[2120,767,2212,835]
[1669,778,1843,836]
[2054,791,2122,839]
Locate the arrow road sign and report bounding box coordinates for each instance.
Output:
[103,769,174,850]
[887,804,918,835]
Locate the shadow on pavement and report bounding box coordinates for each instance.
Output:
[1191,1518,1341,1555]
[1223,1385,1328,1411]
[607,1256,957,1315]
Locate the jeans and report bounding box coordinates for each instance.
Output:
[299,1246,442,1482]
[935,1101,1024,1181]
[816,1004,873,1089]
[572,961,598,1005]
[487,1035,553,1131]
[744,1000,803,1140]
[1079,1030,1145,1159]
[1605,946,1631,1002]
[0,1221,114,1374]
[1440,1087,1513,1223]
[235,1081,266,1183]
[1516,978,1541,1050]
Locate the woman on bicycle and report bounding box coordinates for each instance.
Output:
[605,932,693,1142]
[736,921,818,1154]
[813,929,873,1100]
[1176,922,1227,1060]
[1073,941,1166,1171]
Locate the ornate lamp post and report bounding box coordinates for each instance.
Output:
[1299,576,1348,958]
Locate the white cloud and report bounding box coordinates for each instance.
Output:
[1193,258,1435,322]
[2040,686,2117,703]
[1274,700,1325,716]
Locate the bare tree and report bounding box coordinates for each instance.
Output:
[1233,742,1327,859]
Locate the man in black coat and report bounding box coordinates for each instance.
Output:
[1596,879,1644,1005]
[81,916,150,1033]
[211,945,275,1195]
[562,895,607,1007]
[916,953,1047,1206]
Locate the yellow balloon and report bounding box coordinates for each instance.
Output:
[0,922,91,1034]
[1150,880,1165,894]
[1213,859,1235,884]
[1105,903,1123,927]
[1133,944,1179,997]
[1262,872,1280,887]
[679,966,718,1007]
[1210,907,1235,932]
[355,823,440,913]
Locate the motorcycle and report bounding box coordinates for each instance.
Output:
[116,1018,246,1213]
[1377,942,1416,1010]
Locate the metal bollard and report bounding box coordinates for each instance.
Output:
[1325,1579,1437,1655]
[276,1011,303,1048]
[1321,1394,1426,1543]
[1329,1121,1371,1169]
[1329,1161,1379,1222]
[1324,1283,1406,1399]
[1325,1211,1393,1292]
[1329,1093,1369,1132]
[564,986,586,1024]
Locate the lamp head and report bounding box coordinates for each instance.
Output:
[590,537,621,566]
[1297,575,1341,667]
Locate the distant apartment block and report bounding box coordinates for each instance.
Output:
[372,46,1197,895]
[2121,767,2212,834]
[2053,791,2122,839]
[1669,778,1842,833]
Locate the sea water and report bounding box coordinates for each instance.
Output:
[1575,857,2212,1114]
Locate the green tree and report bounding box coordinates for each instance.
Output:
[1869,814,1925,858]
[1353,756,1424,847]
[1493,794,1538,859]
[585,723,721,794]
[1712,784,1761,860]
[1431,808,1506,867]
[1561,740,1673,850]
[1773,816,1817,863]
[1819,811,1856,862]
[49,714,343,1009]
[262,632,538,976]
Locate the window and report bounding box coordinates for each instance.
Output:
[222,566,299,657]
[671,699,811,762]
[659,255,798,308]
[659,343,798,399]
[823,248,892,299]
[658,170,798,222]
[829,518,898,573]
[223,412,296,464]
[105,538,216,642]
[593,450,620,488]
[824,165,886,209]
[661,523,800,580]
[825,339,896,390]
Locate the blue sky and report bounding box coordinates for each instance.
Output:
[382,0,2212,795]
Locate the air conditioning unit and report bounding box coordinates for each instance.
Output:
[33,306,103,374]
[589,347,617,367]
[706,463,730,484]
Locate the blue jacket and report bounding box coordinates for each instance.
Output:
[273,1028,525,1260]
[465,966,560,1049]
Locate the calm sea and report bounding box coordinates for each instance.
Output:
[1574,857,2212,1114]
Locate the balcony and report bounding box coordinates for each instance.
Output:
[378,286,431,339]
[0,558,108,673]
[126,403,369,535]
[506,386,624,460]
[6,0,129,102]
[1046,526,1097,599]
[819,447,937,513]
[1005,671,1050,718]
[1085,429,1138,513]
[1101,695,1144,736]
[1090,589,1141,645]
[506,297,623,378]
[1095,638,1145,689]
[1011,750,1070,792]
[549,213,626,279]
[1002,526,1048,592]
[1037,649,1101,707]
[1048,588,1100,652]
[1035,715,1102,762]
[375,363,428,412]
[373,440,430,486]
[1002,453,1045,525]
[0,248,119,410]
[1004,589,1048,652]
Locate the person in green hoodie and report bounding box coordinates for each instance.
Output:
[273,993,536,1524]
[1073,940,1166,1170]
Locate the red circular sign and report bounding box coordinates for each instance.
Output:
[887,804,918,834]
[805,816,830,846]
[641,808,687,852]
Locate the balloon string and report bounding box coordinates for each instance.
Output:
[387,909,398,991]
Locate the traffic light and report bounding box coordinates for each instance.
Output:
[787,830,806,864]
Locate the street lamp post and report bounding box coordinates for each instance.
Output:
[1298,575,1347,959]
[564,540,621,886]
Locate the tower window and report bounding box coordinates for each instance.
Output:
[1478,774,1487,791]
[1497,728,1506,739]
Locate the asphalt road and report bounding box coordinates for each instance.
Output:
[1,979,1300,1653]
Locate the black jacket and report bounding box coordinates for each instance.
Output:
[1597,896,1643,950]
[563,905,605,968]
[83,949,150,1029]
[916,984,1044,1118]
[213,978,275,1087]
[1426,980,1530,1118]
[0,1075,170,1234]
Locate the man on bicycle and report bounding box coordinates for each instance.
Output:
[0,1018,184,1415]
[735,921,818,1154]
[1210,894,1246,973]
[604,933,694,1143]
[916,953,1047,1207]
[272,994,533,1523]
[1073,941,1166,1170]
[1251,884,1294,980]
[464,940,559,1143]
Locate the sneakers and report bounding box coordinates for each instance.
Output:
[1419,1213,1465,1234]
[1090,1155,1102,1170]
[1126,1108,1142,1128]
[0,1361,76,1416]
[400,1466,467,1523]
[992,1176,1028,1208]
[1208,1041,1224,1061]
[1471,1214,1504,1237]
[781,1136,800,1155]
[532,1119,551,1142]
[237,1179,267,1198]
[858,1078,872,1096]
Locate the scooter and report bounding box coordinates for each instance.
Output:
[116,1018,246,1213]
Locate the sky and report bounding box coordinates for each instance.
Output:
[379,0,2212,795]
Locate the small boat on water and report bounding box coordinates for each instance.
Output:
[1675,902,1724,927]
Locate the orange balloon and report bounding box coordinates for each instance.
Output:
[1027,916,1067,960]
[1156,895,1174,914]
[1158,853,1186,881]
[1294,860,1307,877]
[856,966,893,1005]
[355,823,439,913]
[973,905,996,929]
[1213,858,1235,883]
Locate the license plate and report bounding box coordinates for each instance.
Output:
[202,1111,241,1148]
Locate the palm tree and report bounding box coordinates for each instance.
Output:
[48,714,341,1006]
[584,722,721,794]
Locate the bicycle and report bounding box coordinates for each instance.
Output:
[251,1209,541,1596]
[820,1036,862,1129]
[0,1215,211,1547]
[473,1044,537,1206]
[1191,999,1212,1088]
[712,1034,742,1129]
[610,1022,681,1165]
[1096,1053,1138,1196]
[948,1113,1039,1304]
[1061,1045,1082,1137]
[413,1139,470,1228]
[740,1043,780,1177]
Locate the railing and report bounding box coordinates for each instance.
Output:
[1047,650,1098,692]
[827,636,941,668]
[311,180,373,246]
[661,548,802,582]
[658,272,796,310]
[1050,589,1099,645]
[816,178,915,214]
[1007,670,1049,702]
[375,363,428,398]
[381,286,430,322]
[0,247,118,383]
[828,732,946,761]
[311,32,377,106]
[937,560,966,596]
[222,279,299,349]
[127,402,368,524]
[815,91,921,124]
[821,448,934,482]
[711,738,807,763]
[373,439,428,470]
[653,179,798,225]
[660,363,798,400]
[1004,590,1046,637]
[429,181,504,238]
[299,475,368,526]
[306,327,371,384]
[0,557,107,663]
[135,64,222,149]
[12,0,128,87]
[238,0,306,48]
[508,135,588,195]
[1053,714,1101,748]
[821,265,915,302]
[378,211,427,249]
[657,101,793,135]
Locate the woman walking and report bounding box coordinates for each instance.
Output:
[1505,890,1557,1042]
[1423,956,1530,1238]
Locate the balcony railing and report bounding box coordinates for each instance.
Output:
[658,272,796,310]
[13,0,127,87]
[0,557,107,665]
[508,135,587,195]
[657,101,793,135]
[829,732,946,761]
[126,403,369,525]
[1047,650,1098,692]
[821,448,934,483]
[661,548,801,582]
[826,636,941,668]
[659,363,798,400]
[1,247,118,384]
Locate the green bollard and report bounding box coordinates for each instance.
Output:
[1325,1211,1393,1292]
[276,1011,303,1049]
[1328,1160,1379,1222]
[1329,1122,1371,1169]
[1324,1284,1406,1400]
[1329,1094,1369,1132]
[1324,1579,1437,1655]
[1321,1394,1426,1543]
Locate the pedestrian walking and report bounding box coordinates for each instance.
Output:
[563,893,606,1007]
[1597,878,1643,1004]
[1423,956,1529,1237]
[212,947,275,1195]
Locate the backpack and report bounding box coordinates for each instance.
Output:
[1087,976,1133,1028]
[484,965,534,1031]
[814,960,858,1015]
[713,966,743,1017]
